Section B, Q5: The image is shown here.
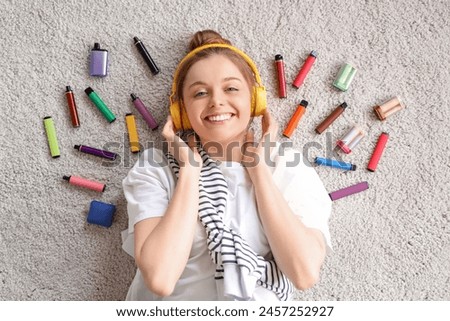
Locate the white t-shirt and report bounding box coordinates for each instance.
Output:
[122,143,332,301]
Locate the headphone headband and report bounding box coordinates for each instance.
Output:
[170,43,263,103]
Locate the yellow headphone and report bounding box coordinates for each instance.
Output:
[169,43,267,131]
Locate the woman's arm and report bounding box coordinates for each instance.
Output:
[243,111,326,290]
[250,165,326,290]
[134,167,200,297]
[133,116,203,297]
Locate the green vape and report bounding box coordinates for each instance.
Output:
[84,87,116,123]
[333,63,357,92]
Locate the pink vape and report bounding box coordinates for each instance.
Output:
[293,51,317,88]
[336,125,365,154]
[63,175,106,192]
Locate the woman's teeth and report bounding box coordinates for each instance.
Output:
[207,113,232,122]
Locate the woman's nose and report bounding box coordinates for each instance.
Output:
[209,90,225,108]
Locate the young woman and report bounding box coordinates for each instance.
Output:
[122,30,332,301]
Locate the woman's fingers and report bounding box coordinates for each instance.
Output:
[187,132,198,150]
[244,128,255,145]
[162,115,175,141]
[261,109,278,142]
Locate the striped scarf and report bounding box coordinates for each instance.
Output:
[166,145,293,300]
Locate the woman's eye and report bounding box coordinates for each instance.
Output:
[226,87,238,92]
[194,91,207,97]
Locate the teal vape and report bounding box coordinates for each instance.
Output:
[333,63,357,92]
[84,87,116,123]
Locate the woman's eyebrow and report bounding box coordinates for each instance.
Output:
[223,77,242,82]
[188,81,208,89]
[188,77,242,89]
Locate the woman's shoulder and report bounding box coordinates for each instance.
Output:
[272,141,309,168]
[124,147,173,182]
[137,147,169,166]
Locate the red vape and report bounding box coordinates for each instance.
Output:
[367,132,389,172]
[65,86,80,127]
[275,54,287,98]
[293,51,317,88]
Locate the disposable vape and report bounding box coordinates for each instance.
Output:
[65,86,80,127]
[43,116,60,158]
[125,113,140,153]
[130,93,158,130]
[85,87,116,123]
[89,43,108,77]
[315,102,348,134]
[134,37,160,75]
[293,51,317,88]
[283,100,308,138]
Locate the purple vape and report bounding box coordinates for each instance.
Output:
[90,43,108,77]
[74,144,117,160]
[329,181,369,201]
[130,93,158,130]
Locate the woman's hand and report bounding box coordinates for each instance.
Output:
[242,110,278,179]
[162,116,203,171]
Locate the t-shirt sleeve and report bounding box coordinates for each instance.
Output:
[122,148,175,257]
[122,148,174,234]
[272,146,333,250]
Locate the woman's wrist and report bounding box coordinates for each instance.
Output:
[246,162,271,184]
[179,164,202,178]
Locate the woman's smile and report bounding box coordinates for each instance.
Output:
[204,112,235,123]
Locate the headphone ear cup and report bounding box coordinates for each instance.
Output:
[251,86,267,116]
[180,103,192,130]
[169,101,182,131]
[170,100,192,131]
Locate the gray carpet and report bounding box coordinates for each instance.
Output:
[1,0,449,300]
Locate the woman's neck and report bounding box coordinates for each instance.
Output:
[200,132,247,163]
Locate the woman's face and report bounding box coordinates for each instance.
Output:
[182,54,252,145]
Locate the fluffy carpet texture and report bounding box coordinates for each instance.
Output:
[0,0,449,300]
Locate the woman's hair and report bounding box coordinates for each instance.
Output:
[175,30,256,104]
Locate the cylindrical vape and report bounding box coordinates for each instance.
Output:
[315,102,348,134]
[315,157,356,171]
[134,37,160,75]
[367,132,389,172]
[336,125,365,154]
[43,116,60,158]
[65,86,80,127]
[275,54,287,98]
[283,100,308,138]
[333,63,357,92]
[374,96,405,121]
[292,51,317,88]
[89,43,108,77]
[130,93,158,130]
[74,144,117,160]
[63,175,106,192]
[85,87,116,123]
[125,113,140,153]
[329,181,369,201]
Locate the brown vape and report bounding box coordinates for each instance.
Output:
[374,96,405,121]
[315,102,348,134]
[65,86,80,127]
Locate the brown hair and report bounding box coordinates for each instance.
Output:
[174,30,256,104]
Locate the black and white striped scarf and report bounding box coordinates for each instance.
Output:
[166,145,293,300]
